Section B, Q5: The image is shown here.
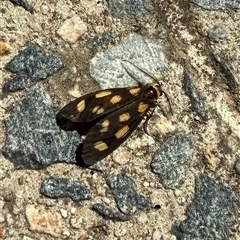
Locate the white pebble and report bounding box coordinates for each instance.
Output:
[62,229,70,236]
[137,212,148,223]
[114,228,127,237]
[102,197,111,204]
[70,207,77,215]
[0,215,5,223]
[60,209,68,218]
[40,5,49,15]
[6,213,14,226]
[152,230,162,240]
[143,181,149,187]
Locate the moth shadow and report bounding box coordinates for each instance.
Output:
[75,144,90,167]
[56,112,77,131]
[56,112,94,135]
[56,112,90,168]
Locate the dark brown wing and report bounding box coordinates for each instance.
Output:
[58,86,148,135]
[59,87,144,123]
[81,99,155,165]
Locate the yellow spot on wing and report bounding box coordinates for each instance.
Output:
[95,91,112,98]
[129,87,140,95]
[100,119,110,132]
[119,112,130,122]
[110,95,122,104]
[92,106,100,113]
[94,141,108,151]
[77,100,85,112]
[115,125,129,139]
[97,107,104,114]
[92,106,104,114]
[138,102,149,113]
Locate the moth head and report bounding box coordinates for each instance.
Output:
[144,85,163,100]
[121,60,172,115]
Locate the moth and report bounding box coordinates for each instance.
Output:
[57,62,170,166]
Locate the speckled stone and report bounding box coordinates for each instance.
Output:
[40,177,91,201]
[3,85,81,169]
[151,134,196,189]
[4,43,64,91]
[90,34,166,89]
[183,71,209,121]
[214,54,239,91]
[191,0,240,10]
[92,204,129,221]
[107,0,152,18]
[107,174,152,215]
[9,0,34,12]
[172,173,239,239]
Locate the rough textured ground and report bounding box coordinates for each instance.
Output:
[0,0,240,239]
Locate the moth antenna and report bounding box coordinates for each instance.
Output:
[122,60,173,116]
[121,62,144,87]
[122,59,161,86]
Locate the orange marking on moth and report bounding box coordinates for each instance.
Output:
[110,95,122,104]
[77,100,85,112]
[115,125,129,139]
[94,141,108,151]
[138,102,149,113]
[95,91,112,98]
[129,87,140,95]
[119,112,130,122]
[100,119,110,133]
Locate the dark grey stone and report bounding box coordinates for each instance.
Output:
[89,31,115,48]
[151,135,196,189]
[235,161,240,175]
[214,54,239,91]
[107,174,153,215]
[9,0,34,13]
[191,0,240,10]
[4,43,64,92]
[90,34,167,89]
[2,85,81,169]
[88,161,104,171]
[40,177,91,201]
[208,24,229,42]
[172,173,239,240]
[92,204,130,221]
[108,0,152,18]
[183,71,209,121]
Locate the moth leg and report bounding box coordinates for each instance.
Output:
[143,108,155,135]
[156,103,168,119]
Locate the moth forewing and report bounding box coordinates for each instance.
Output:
[59,87,145,123]
[58,87,141,135]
